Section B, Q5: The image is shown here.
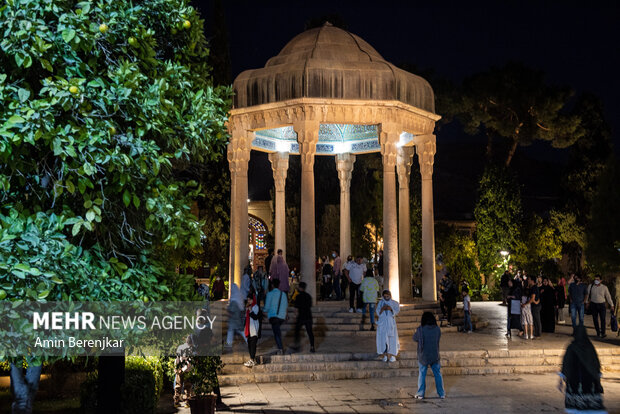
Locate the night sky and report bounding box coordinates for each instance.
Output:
[193,0,619,213]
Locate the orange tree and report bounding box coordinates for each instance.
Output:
[0,0,230,411]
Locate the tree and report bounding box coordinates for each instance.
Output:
[0,0,230,411]
[435,224,480,296]
[350,154,383,258]
[586,159,620,274]
[455,63,584,166]
[514,214,562,275]
[474,165,523,276]
[317,204,339,258]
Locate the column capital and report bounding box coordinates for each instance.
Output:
[415,134,436,180]
[294,120,320,167]
[227,133,252,175]
[396,146,414,188]
[269,152,289,191]
[336,153,356,193]
[379,123,400,168]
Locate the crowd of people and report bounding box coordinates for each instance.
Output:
[499,270,616,339]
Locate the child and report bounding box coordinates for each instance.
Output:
[462,289,473,333]
[360,271,380,331]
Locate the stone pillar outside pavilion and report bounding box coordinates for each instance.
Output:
[397,146,414,302]
[379,124,400,302]
[417,134,437,301]
[336,153,356,259]
[295,120,320,303]
[227,134,251,290]
[269,152,289,260]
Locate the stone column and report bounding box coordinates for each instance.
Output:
[227,134,251,290]
[295,120,319,303]
[379,124,400,302]
[336,153,356,259]
[269,152,289,260]
[416,135,437,302]
[397,146,414,302]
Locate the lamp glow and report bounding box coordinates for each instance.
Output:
[333,141,351,154]
[275,140,291,153]
[500,250,509,257]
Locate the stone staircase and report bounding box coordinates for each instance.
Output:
[220,300,487,337]
[218,347,620,385]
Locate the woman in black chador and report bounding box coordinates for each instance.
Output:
[540,277,557,333]
[559,324,605,412]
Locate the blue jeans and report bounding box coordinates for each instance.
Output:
[417,361,445,398]
[570,303,584,329]
[362,302,375,325]
[464,310,472,332]
[270,317,284,350]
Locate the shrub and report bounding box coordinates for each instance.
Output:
[80,356,163,414]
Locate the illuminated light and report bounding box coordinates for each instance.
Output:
[500,250,509,257]
[247,198,250,203]
[275,140,292,153]
[333,141,351,154]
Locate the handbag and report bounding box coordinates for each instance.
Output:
[611,314,618,332]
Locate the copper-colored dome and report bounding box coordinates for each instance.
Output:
[233,23,435,113]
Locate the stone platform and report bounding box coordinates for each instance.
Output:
[218,301,620,386]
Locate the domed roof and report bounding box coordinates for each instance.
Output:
[233,23,435,113]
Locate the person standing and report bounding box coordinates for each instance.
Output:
[341,255,353,300]
[462,289,473,333]
[264,278,288,354]
[520,282,534,340]
[292,282,315,353]
[540,277,557,333]
[377,250,384,281]
[173,335,194,407]
[241,264,252,299]
[506,279,522,338]
[360,271,380,331]
[530,277,542,338]
[264,248,275,277]
[500,270,511,305]
[556,275,567,324]
[568,274,588,330]
[585,275,615,338]
[558,325,605,412]
[413,312,445,400]
[225,283,247,348]
[243,292,261,367]
[332,250,342,300]
[320,255,334,300]
[346,256,365,313]
[376,290,400,362]
[269,249,290,294]
[212,275,225,301]
[439,274,457,326]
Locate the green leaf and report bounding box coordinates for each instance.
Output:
[17,89,30,102]
[51,276,64,284]
[62,29,76,43]
[7,115,25,125]
[123,189,131,207]
[86,209,95,222]
[132,195,140,208]
[84,199,93,209]
[38,290,50,299]
[72,222,82,236]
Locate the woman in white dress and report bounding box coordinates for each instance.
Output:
[376,290,400,362]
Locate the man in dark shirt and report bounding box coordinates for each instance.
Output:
[264,248,274,277]
[568,274,588,330]
[293,282,315,352]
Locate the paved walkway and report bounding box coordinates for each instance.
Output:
[213,373,620,413]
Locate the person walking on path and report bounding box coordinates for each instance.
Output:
[346,256,366,313]
[360,271,380,331]
[269,249,290,294]
[585,275,615,338]
[413,312,445,400]
[556,275,567,324]
[226,283,247,348]
[341,255,353,300]
[462,289,473,333]
[244,291,261,367]
[558,324,606,412]
[376,290,400,362]
[264,278,288,354]
[241,264,252,299]
[568,274,588,330]
[292,282,315,353]
[540,277,557,333]
[332,250,342,300]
